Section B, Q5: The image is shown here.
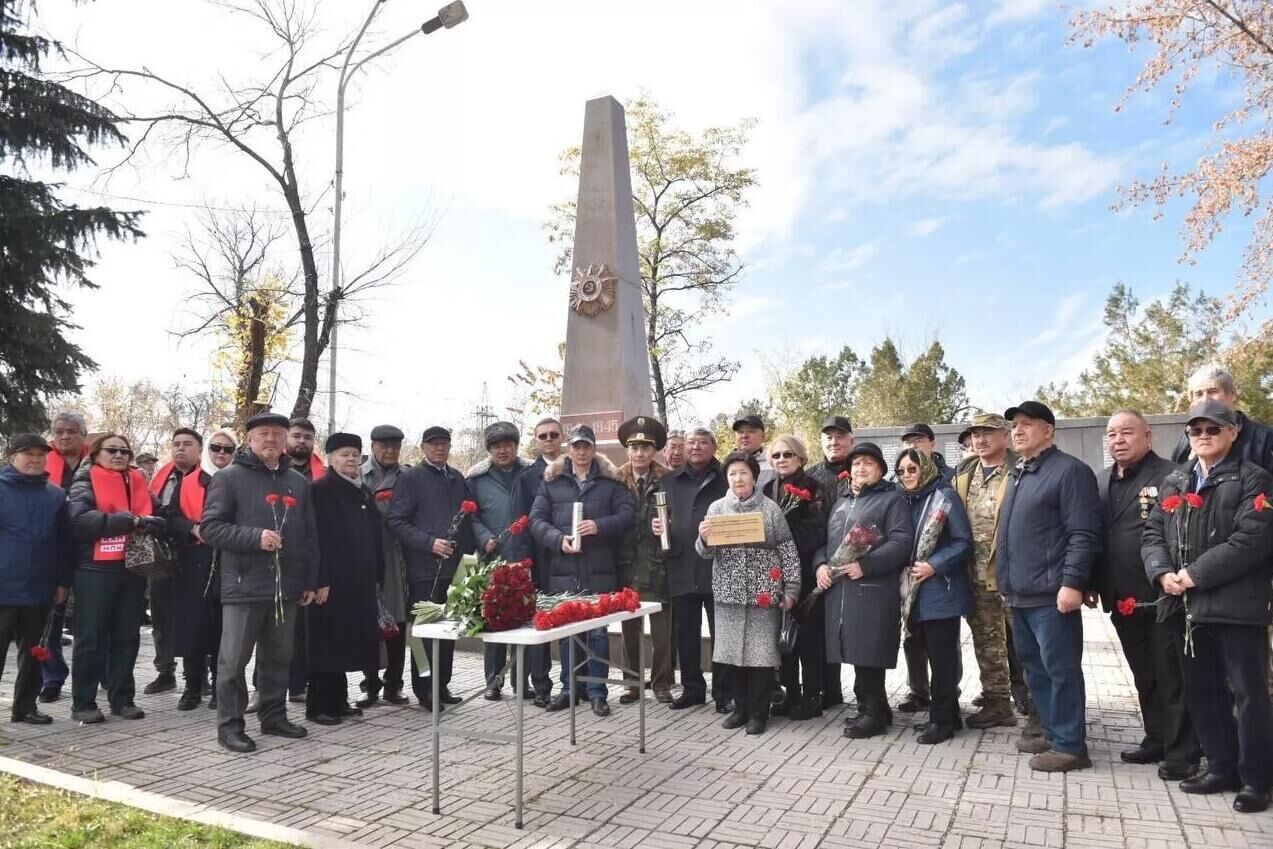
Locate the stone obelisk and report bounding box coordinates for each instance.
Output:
[559,96,653,463]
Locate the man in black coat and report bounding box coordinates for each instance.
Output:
[806,415,853,708]
[996,401,1102,773]
[201,412,322,754]
[386,426,476,710]
[509,417,563,706]
[1090,410,1198,779]
[1144,399,1273,813]
[655,427,729,711]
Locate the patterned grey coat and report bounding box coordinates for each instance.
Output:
[695,489,801,667]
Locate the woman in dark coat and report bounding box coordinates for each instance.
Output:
[67,433,161,724]
[168,427,237,711]
[815,441,914,739]
[306,433,384,725]
[762,434,827,720]
[895,447,972,744]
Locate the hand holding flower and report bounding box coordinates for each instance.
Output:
[845,561,864,580]
[910,561,935,582]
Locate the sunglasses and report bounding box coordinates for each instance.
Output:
[1188,424,1225,437]
[101,446,133,457]
[898,466,921,476]
[536,432,561,441]
[770,450,797,460]
[209,444,235,454]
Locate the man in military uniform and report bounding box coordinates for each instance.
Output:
[616,416,674,703]
[953,412,1027,730]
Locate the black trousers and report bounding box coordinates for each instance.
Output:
[362,623,406,697]
[1179,620,1273,789]
[911,616,961,727]
[71,569,146,712]
[0,604,50,718]
[409,579,453,699]
[853,665,886,711]
[672,593,725,702]
[779,600,824,700]
[722,664,771,720]
[1111,611,1198,765]
[902,632,930,699]
[288,610,307,696]
[147,575,176,676]
[307,670,350,718]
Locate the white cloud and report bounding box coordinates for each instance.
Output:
[911,217,946,236]
[1027,292,1090,349]
[817,239,882,274]
[987,0,1053,26]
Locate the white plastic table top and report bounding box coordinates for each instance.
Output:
[410,601,662,646]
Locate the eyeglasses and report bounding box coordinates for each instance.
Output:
[101,446,133,457]
[1188,425,1225,437]
[898,466,921,476]
[770,451,797,460]
[209,444,235,454]
[536,432,561,441]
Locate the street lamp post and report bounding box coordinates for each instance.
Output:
[327,0,469,433]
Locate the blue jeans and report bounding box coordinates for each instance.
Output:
[1012,605,1086,755]
[42,603,68,690]
[559,627,609,700]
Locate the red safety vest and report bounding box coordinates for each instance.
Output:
[89,466,152,562]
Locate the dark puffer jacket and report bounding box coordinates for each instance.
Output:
[0,464,71,605]
[200,450,321,605]
[662,459,727,597]
[762,470,827,600]
[529,456,635,594]
[1141,454,1273,626]
[66,464,154,573]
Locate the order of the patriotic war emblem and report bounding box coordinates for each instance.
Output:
[569,263,617,316]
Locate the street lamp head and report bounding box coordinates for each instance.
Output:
[422,1,467,34]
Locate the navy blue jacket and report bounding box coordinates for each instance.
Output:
[0,465,71,606]
[387,461,477,586]
[901,477,972,621]
[995,446,1103,608]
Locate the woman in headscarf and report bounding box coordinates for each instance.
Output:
[67,433,161,724]
[762,434,827,720]
[695,451,801,735]
[894,447,972,744]
[306,433,383,725]
[815,442,914,739]
[168,427,237,711]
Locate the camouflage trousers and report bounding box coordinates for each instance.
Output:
[967,579,1013,701]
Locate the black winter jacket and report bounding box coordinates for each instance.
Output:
[66,464,155,573]
[762,470,827,599]
[994,446,1103,608]
[200,450,321,604]
[386,461,477,586]
[1171,410,1273,474]
[1141,454,1273,627]
[1093,451,1175,610]
[662,459,727,597]
[530,456,635,594]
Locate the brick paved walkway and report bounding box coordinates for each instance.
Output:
[2,609,1272,849]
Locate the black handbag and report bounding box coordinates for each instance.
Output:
[124,531,175,580]
[778,609,799,654]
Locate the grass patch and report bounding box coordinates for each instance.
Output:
[0,774,294,848]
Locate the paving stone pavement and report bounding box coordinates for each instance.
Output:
[3,609,1273,849]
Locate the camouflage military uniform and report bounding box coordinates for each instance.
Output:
[961,461,1014,702]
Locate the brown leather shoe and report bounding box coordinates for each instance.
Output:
[1016,735,1050,754]
[619,687,640,705]
[965,697,1017,729]
[1029,750,1092,772]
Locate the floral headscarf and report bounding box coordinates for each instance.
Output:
[895,446,938,492]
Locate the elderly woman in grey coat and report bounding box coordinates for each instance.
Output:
[815,441,914,740]
[695,450,801,735]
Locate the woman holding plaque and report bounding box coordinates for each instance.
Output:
[695,451,801,735]
[762,435,827,720]
[814,442,914,740]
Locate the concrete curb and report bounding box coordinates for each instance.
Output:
[0,755,357,848]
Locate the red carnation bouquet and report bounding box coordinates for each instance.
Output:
[532,587,640,630]
[799,522,881,614]
[265,492,299,623]
[778,482,813,515]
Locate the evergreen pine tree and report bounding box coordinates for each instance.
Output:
[0,0,143,432]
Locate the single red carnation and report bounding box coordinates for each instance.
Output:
[283,495,298,509]
[769,567,782,581]
[1184,493,1204,509]
[756,591,772,608]
[783,483,796,494]
[29,645,51,662]
[265,493,280,505]
[375,491,393,502]
[461,500,479,514]
[837,470,849,480]
[1256,493,1270,512]
[1116,597,1138,617]
[1162,494,1182,513]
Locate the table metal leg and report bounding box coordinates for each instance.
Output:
[568,635,576,746]
[431,638,441,815]
[638,615,646,754]
[514,643,525,829]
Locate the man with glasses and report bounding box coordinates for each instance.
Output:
[655,428,729,711]
[900,423,955,483]
[511,418,564,706]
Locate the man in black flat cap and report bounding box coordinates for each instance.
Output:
[359,424,410,707]
[996,401,1102,773]
[202,412,322,753]
[387,426,476,710]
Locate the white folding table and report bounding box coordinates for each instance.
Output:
[410,601,662,828]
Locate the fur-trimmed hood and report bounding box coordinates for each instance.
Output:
[616,460,668,491]
[543,454,619,483]
[465,455,532,480]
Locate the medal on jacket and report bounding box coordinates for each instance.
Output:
[1138,486,1157,519]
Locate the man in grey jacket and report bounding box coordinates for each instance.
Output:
[996,401,1102,773]
[202,412,322,753]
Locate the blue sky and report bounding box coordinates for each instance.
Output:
[31,0,1265,437]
